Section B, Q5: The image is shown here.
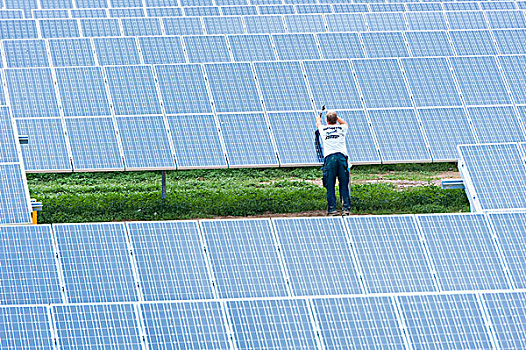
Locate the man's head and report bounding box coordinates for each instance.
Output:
[326,110,338,125]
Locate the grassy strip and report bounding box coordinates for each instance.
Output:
[27,164,469,224]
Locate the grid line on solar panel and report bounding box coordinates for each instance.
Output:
[345,215,436,293]
[0,306,54,350]
[0,163,32,224]
[466,106,525,143]
[200,219,289,298]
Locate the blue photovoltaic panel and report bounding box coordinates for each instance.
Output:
[399,294,492,350]
[444,2,479,11]
[55,67,110,117]
[40,0,71,8]
[446,11,488,30]
[109,8,144,17]
[459,143,526,210]
[487,212,526,288]
[254,61,312,112]
[105,65,161,116]
[228,34,276,61]
[222,6,257,16]
[450,56,510,106]
[138,36,185,65]
[401,58,461,107]
[361,32,409,58]
[203,16,244,34]
[317,33,365,59]
[0,225,61,305]
[16,118,71,172]
[449,30,498,56]
[3,39,48,67]
[273,33,320,60]
[65,117,123,171]
[481,2,516,10]
[370,3,404,12]
[406,12,447,31]
[181,0,213,5]
[48,39,95,67]
[228,299,317,349]
[0,10,23,18]
[352,59,412,109]
[296,4,331,13]
[326,13,367,32]
[0,20,38,39]
[205,63,262,113]
[128,221,213,301]
[0,163,31,224]
[417,213,508,291]
[284,14,326,33]
[366,12,407,31]
[184,6,220,17]
[405,31,454,57]
[6,68,59,118]
[245,15,286,33]
[267,111,320,165]
[200,219,288,298]
[499,55,526,104]
[39,19,79,38]
[346,215,436,293]
[121,18,162,36]
[142,302,230,349]
[33,9,69,18]
[418,108,476,161]
[408,2,442,11]
[184,36,232,64]
[163,17,204,36]
[369,109,431,162]
[258,4,294,15]
[156,64,212,115]
[116,116,175,170]
[337,110,381,164]
[467,106,525,143]
[0,107,18,163]
[487,10,526,29]
[0,306,53,350]
[112,0,142,6]
[54,304,141,350]
[54,223,137,303]
[71,8,106,17]
[484,292,526,349]
[273,217,361,296]
[217,0,248,5]
[81,19,122,37]
[313,296,406,350]
[219,113,278,166]
[146,7,183,17]
[493,29,526,54]
[303,60,361,110]
[93,37,141,66]
[332,4,369,13]
[167,115,227,169]
[77,0,107,7]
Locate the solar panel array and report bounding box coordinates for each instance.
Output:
[2,213,526,348]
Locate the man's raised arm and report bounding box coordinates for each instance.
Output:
[337,117,347,126]
[316,114,322,129]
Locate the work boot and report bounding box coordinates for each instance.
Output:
[328,210,338,216]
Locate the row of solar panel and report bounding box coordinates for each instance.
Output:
[1,10,526,38]
[1,291,525,349]
[1,213,524,305]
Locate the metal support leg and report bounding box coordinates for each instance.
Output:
[162,170,167,201]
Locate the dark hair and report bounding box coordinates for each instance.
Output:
[327,112,338,125]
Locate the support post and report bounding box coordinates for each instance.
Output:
[162,170,167,201]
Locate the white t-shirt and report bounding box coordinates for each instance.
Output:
[318,124,349,157]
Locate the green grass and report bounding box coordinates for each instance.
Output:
[27,164,469,224]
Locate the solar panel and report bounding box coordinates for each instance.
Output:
[407,2,442,11]
[3,39,49,67]
[483,292,526,349]
[245,15,286,33]
[443,2,479,11]
[218,113,278,166]
[71,8,107,18]
[361,32,409,58]
[0,163,31,224]
[227,299,318,349]
[405,31,454,57]
[65,117,123,171]
[418,107,476,161]
[0,10,23,19]
[398,293,493,350]
[33,9,69,19]
[317,32,365,59]
[487,10,526,29]
[284,14,326,33]
[166,114,228,169]
[55,67,110,117]
[366,12,406,31]
[16,118,71,172]
[184,35,232,63]
[0,107,18,163]
[345,215,436,293]
[449,30,498,56]
[163,17,204,36]
[0,225,62,305]
[53,303,142,349]
[450,56,510,106]
[258,4,295,15]
[41,0,71,8]
[273,217,362,295]
[105,65,162,116]
[203,16,245,34]
[142,301,231,349]
[325,13,367,32]
[303,60,361,110]
[458,143,526,210]
[109,7,144,17]
[487,212,526,288]
[401,57,461,107]
[121,17,162,36]
[138,36,185,65]
[146,7,182,17]
[370,3,405,12]
[80,18,122,37]
[93,37,141,66]
[0,306,54,350]
[332,3,369,13]
[499,55,526,104]
[228,34,276,61]
[205,63,262,113]
[200,219,288,298]
[0,20,38,39]
[112,0,142,6]
[312,296,407,349]
[446,11,488,30]
[352,59,412,109]
[254,61,312,112]
[481,2,516,10]
[296,4,332,13]
[5,0,38,17]
[6,68,60,118]
[48,39,95,67]
[467,106,525,143]
[222,5,257,16]
[273,33,320,60]
[77,0,106,7]
[39,19,79,38]
[493,29,526,54]
[406,11,447,30]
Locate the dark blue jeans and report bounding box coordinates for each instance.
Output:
[323,153,350,212]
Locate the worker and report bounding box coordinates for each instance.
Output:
[316,110,351,216]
